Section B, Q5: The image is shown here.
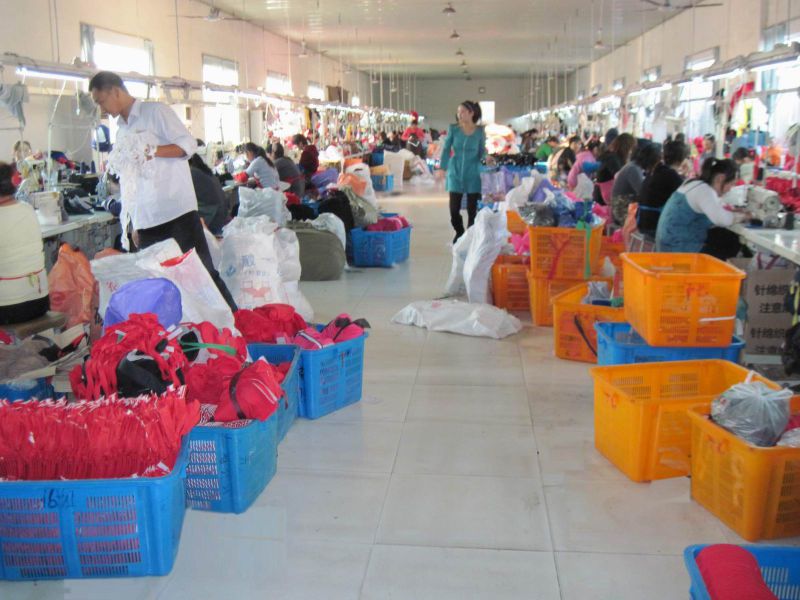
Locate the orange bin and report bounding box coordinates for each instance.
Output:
[528,223,604,280]
[506,211,527,235]
[552,282,625,362]
[591,359,781,483]
[528,275,611,327]
[492,256,530,311]
[621,253,745,347]
[598,237,625,270]
[689,397,800,541]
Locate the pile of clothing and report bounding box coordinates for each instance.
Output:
[235,303,369,350]
[365,215,410,232]
[0,388,198,480]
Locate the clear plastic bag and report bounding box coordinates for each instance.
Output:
[777,428,800,448]
[582,281,612,305]
[711,381,792,447]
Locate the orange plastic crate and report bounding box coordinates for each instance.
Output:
[552,282,625,363]
[591,359,781,482]
[507,211,527,235]
[689,398,800,541]
[598,237,625,270]
[492,256,530,311]
[621,253,745,347]
[528,275,612,327]
[528,224,604,280]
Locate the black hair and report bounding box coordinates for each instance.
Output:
[459,100,482,124]
[195,138,205,148]
[634,143,662,171]
[0,162,17,197]
[244,142,274,167]
[88,71,127,93]
[546,135,559,144]
[608,133,637,163]
[586,140,601,153]
[292,134,308,147]
[732,147,751,162]
[568,136,581,145]
[674,133,686,144]
[695,157,738,186]
[411,119,419,126]
[704,133,716,143]
[663,140,689,166]
[188,153,213,177]
[273,143,285,159]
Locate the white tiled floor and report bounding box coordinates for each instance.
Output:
[3,186,799,599]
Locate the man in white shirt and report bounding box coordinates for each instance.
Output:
[89,71,236,310]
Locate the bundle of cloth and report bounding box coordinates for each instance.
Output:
[365,215,410,232]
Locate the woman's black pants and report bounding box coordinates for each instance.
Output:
[449,192,481,239]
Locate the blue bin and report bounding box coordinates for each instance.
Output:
[371,174,394,192]
[186,415,277,514]
[0,444,188,580]
[298,328,368,419]
[351,226,411,267]
[595,322,744,366]
[371,151,384,166]
[248,344,301,441]
[684,545,800,600]
[0,378,54,401]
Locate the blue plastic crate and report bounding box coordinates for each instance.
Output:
[684,545,800,600]
[351,226,411,268]
[298,329,368,419]
[247,344,301,441]
[185,415,277,514]
[0,444,188,580]
[371,174,394,192]
[594,322,744,366]
[0,378,54,402]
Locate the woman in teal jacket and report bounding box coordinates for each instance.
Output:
[440,101,486,242]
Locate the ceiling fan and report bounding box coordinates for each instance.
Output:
[640,0,723,11]
[171,6,244,22]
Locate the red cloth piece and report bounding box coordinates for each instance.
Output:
[184,354,242,406]
[366,217,406,232]
[320,314,367,343]
[213,359,282,422]
[784,414,800,433]
[234,172,248,184]
[234,304,308,344]
[293,327,335,350]
[285,191,301,205]
[397,215,410,228]
[696,545,777,600]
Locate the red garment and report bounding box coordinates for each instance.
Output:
[784,414,800,433]
[300,145,320,174]
[366,217,405,232]
[320,314,369,343]
[285,192,301,205]
[234,172,248,184]
[234,304,308,344]
[696,545,777,600]
[213,359,282,422]
[293,327,335,350]
[401,126,426,142]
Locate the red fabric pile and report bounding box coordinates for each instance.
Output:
[292,315,369,350]
[365,215,410,232]
[235,304,308,344]
[696,544,777,600]
[0,388,199,480]
[70,313,187,401]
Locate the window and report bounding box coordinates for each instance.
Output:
[350,95,361,107]
[80,24,154,99]
[266,72,292,96]
[590,84,602,97]
[685,47,719,72]
[307,81,324,101]
[612,78,625,91]
[203,55,240,144]
[642,66,661,83]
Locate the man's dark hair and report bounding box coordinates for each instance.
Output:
[88,71,127,93]
[663,141,689,166]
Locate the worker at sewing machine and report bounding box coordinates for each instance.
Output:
[656,158,752,259]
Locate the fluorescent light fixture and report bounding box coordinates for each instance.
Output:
[706,68,744,81]
[450,30,460,40]
[746,42,800,72]
[15,66,87,83]
[612,78,625,91]
[237,91,263,100]
[689,58,716,72]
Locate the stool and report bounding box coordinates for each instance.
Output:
[1,311,67,340]
[629,232,655,252]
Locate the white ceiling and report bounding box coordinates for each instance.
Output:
[197,0,705,79]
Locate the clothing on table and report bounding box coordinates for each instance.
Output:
[567,149,596,189]
[136,210,237,312]
[190,166,227,235]
[245,156,281,189]
[299,145,320,175]
[0,201,49,324]
[116,99,198,230]
[637,163,684,237]
[440,124,486,195]
[655,180,735,253]
[449,192,481,240]
[275,156,305,197]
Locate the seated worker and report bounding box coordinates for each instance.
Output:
[610,142,662,226]
[637,140,689,239]
[534,135,559,161]
[189,153,227,235]
[244,142,281,189]
[0,162,49,325]
[273,144,305,197]
[656,158,750,259]
[567,139,601,190]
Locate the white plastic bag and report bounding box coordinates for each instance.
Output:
[444,226,475,297]
[711,381,793,447]
[382,151,405,191]
[504,177,536,210]
[392,300,522,339]
[204,226,222,270]
[237,187,290,225]
[137,247,235,330]
[346,163,378,208]
[574,173,595,200]
[91,239,181,317]
[463,209,508,304]
[274,228,302,283]
[311,213,347,250]
[220,216,287,309]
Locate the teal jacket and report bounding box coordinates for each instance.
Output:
[440,124,486,194]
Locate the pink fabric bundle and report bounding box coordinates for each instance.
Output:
[366,216,408,232]
[511,230,530,255]
[291,314,369,350]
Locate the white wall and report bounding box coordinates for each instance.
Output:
[0,0,371,160]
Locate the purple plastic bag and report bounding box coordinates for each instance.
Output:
[104,278,183,331]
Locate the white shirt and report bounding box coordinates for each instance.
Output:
[681,180,735,227]
[115,100,198,230]
[245,156,281,189]
[0,202,48,306]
